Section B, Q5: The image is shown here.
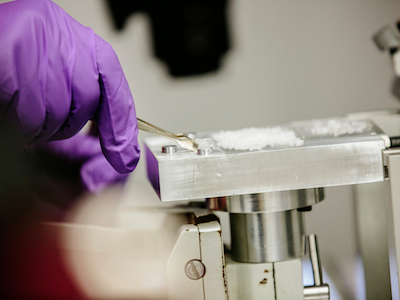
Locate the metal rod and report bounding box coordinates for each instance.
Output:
[308,234,323,286]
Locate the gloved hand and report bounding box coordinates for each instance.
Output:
[34,133,129,193]
[0,0,140,174]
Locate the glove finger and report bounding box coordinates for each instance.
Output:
[0,0,99,142]
[49,15,100,141]
[80,154,129,193]
[94,34,140,173]
[34,133,102,164]
[0,0,72,142]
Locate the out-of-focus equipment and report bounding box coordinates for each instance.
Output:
[47,112,400,299]
[373,23,400,54]
[374,22,400,76]
[373,22,400,100]
[105,0,230,77]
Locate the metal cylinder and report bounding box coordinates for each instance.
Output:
[207,188,324,214]
[230,209,306,263]
[304,285,330,300]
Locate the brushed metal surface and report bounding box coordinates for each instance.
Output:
[144,118,387,202]
[230,210,306,263]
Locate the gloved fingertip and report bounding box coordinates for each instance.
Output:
[105,144,141,174]
[80,155,130,193]
[39,134,102,163]
[94,33,140,175]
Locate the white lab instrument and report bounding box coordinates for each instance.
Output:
[46,112,400,299]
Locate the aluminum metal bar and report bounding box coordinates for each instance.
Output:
[144,118,387,202]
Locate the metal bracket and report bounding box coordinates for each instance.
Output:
[383,149,400,180]
[382,149,400,299]
[166,213,227,300]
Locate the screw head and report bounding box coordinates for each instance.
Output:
[197,147,213,156]
[196,138,213,156]
[185,259,206,280]
[162,145,177,154]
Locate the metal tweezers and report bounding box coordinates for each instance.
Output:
[137,118,198,152]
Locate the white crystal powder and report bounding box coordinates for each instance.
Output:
[196,138,213,150]
[211,127,304,151]
[308,119,372,137]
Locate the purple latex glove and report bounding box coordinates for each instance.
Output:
[35,134,129,193]
[0,0,140,174]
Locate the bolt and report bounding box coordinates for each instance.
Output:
[196,138,213,156]
[162,145,177,154]
[197,147,213,156]
[185,259,206,280]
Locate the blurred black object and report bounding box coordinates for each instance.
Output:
[0,114,87,299]
[0,114,84,228]
[105,0,230,77]
[392,76,400,100]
